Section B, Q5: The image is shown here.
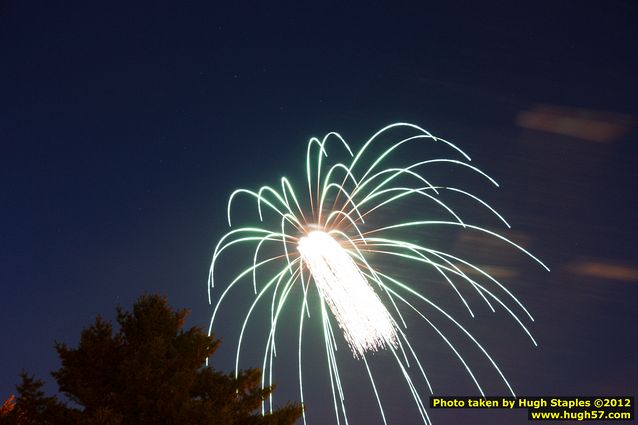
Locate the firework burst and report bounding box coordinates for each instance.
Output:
[208,122,548,425]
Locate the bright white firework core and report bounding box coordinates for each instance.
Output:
[297,231,398,358]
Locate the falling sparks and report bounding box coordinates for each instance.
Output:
[297,231,398,358]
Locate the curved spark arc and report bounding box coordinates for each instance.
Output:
[208,254,283,336]
[362,354,388,425]
[373,269,518,397]
[365,220,549,271]
[375,239,499,314]
[363,235,535,322]
[348,157,499,213]
[360,245,537,345]
[208,123,548,424]
[429,248,534,321]
[348,250,469,399]
[297,266,311,425]
[235,259,300,379]
[267,267,302,411]
[336,159,499,231]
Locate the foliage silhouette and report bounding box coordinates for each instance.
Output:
[0,294,302,425]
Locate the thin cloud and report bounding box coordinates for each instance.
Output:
[567,259,638,282]
[516,104,634,143]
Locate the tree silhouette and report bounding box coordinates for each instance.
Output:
[0,373,70,424]
[1,295,302,425]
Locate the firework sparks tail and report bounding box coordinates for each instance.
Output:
[416,159,500,187]
[388,343,431,425]
[353,166,440,202]
[355,158,498,209]
[361,242,536,344]
[236,261,299,378]
[424,248,497,312]
[265,266,302,412]
[429,249,534,320]
[377,270,517,397]
[324,211,368,244]
[394,325,434,394]
[298,231,398,358]
[209,253,284,336]
[359,268,482,397]
[367,220,550,271]
[320,183,366,226]
[209,227,292,284]
[297,267,311,425]
[362,355,388,425]
[376,275,487,398]
[356,134,439,185]
[267,260,302,358]
[281,177,308,224]
[321,300,345,425]
[365,244,482,317]
[359,185,467,229]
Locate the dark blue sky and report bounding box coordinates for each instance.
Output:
[1,2,637,424]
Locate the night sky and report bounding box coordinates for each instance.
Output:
[1,2,637,424]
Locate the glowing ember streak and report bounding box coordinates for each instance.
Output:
[298,231,398,358]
